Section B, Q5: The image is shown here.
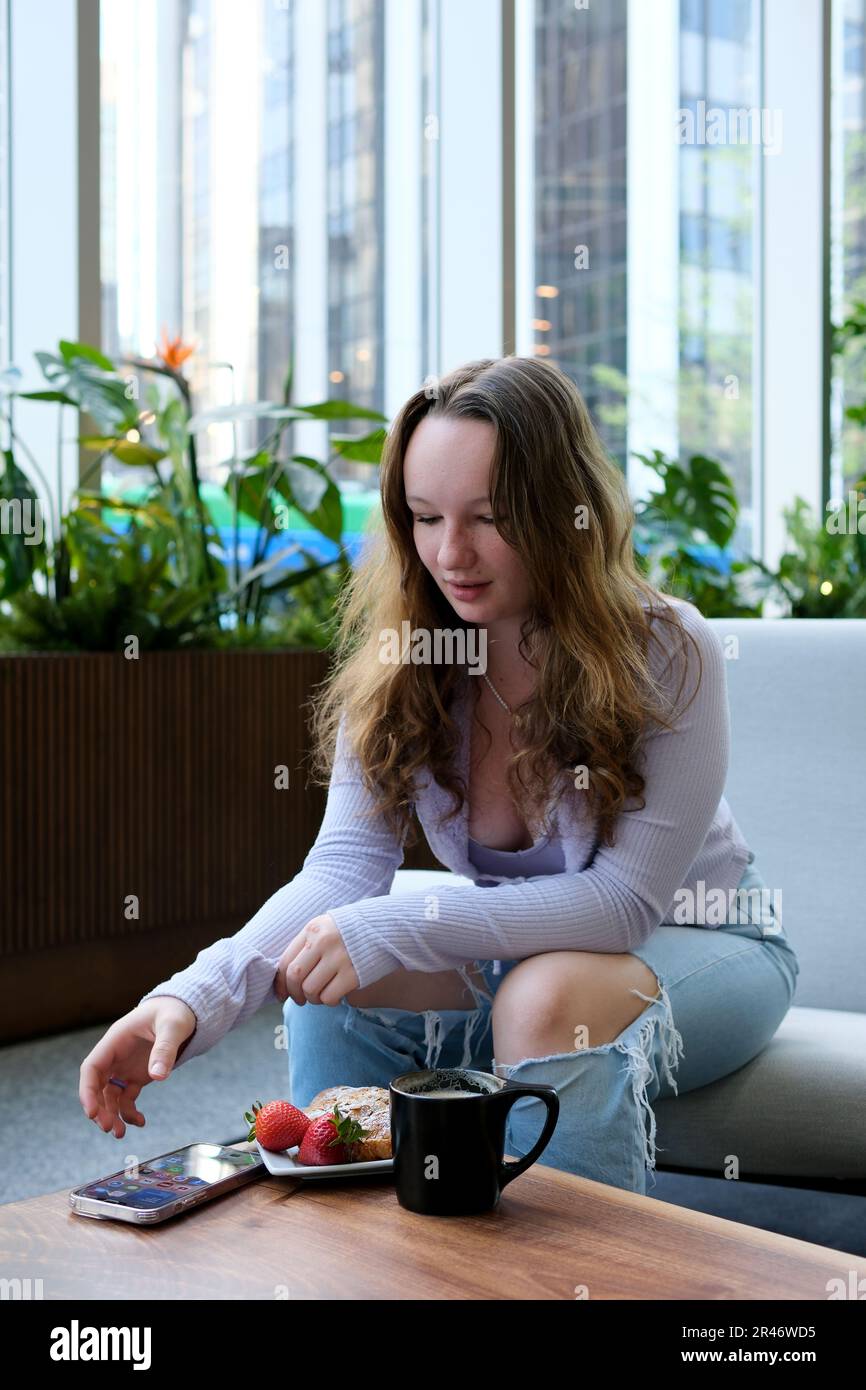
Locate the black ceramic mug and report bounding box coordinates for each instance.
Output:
[389,1066,560,1216]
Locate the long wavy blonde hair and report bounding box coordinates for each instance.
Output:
[306,355,701,852]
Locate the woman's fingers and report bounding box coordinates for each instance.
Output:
[80,1040,120,1131]
[101,1081,147,1140]
[283,963,307,1007]
[283,941,320,1006]
[100,1079,126,1136]
[79,1060,105,1124]
[279,937,353,1007]
[118,1081,147,1131]
[112,1107,145,1141]
[277,926,349,1007]
[295,957,340,1006]
[80,1025,147,1134]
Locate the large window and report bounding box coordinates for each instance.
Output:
[89,0,842,559]
[532,0,628,468]
[100,0,392,486]
[528,0,760,554]
[420,0,440,382]
[101,0,294,474]
[678,0,760,550]
[101,0,185,402]
[326,0,385,417]
[258,0,294,411]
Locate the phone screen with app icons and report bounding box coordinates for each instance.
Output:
[77,1144,261,1210]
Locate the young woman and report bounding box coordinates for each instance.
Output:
[80,356,799,1195]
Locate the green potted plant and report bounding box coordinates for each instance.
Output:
[631,448,778,617]
[770,480,866,617]
[0,335,387,651]
[0,336,397,1043]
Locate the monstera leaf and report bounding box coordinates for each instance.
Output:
[632,449,739,549]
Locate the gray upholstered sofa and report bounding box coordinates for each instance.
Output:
[387,618,866,1197]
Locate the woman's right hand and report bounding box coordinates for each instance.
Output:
[79,998,198,1140]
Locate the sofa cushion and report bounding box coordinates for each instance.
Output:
[708,618,866,1012]
[654,1006,866,1182]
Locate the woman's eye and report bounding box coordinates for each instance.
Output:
[413,516,496,525]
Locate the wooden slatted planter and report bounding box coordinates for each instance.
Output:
[0,649,436,1043]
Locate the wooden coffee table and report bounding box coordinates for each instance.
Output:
[1,1144,862,1300]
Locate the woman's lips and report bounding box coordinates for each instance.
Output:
[447,581,491,601]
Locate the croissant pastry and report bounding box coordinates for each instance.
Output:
[303,1085,392,1160]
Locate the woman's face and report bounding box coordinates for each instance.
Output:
[403,414,532,624]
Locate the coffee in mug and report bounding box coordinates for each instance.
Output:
[420,1090,476,1098]
[389,1066,559,1216]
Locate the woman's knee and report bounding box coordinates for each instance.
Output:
[492,950,662,1056]
[492,950,660,1022]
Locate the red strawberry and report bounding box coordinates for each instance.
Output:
[244,1098,311,1153]
[296,1103,370,1166]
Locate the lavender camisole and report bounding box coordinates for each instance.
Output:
[467,828,567,883]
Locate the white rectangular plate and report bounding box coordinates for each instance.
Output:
[255,1139,393,1179]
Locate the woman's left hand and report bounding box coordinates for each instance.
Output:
[273,914,359,1007]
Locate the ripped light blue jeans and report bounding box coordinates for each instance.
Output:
[281,854,800,1196]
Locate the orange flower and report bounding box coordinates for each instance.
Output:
[157,325,196,372]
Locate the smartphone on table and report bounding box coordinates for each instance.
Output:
[69,1141,266,1225]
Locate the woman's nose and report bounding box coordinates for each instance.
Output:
[437,524,477,567]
